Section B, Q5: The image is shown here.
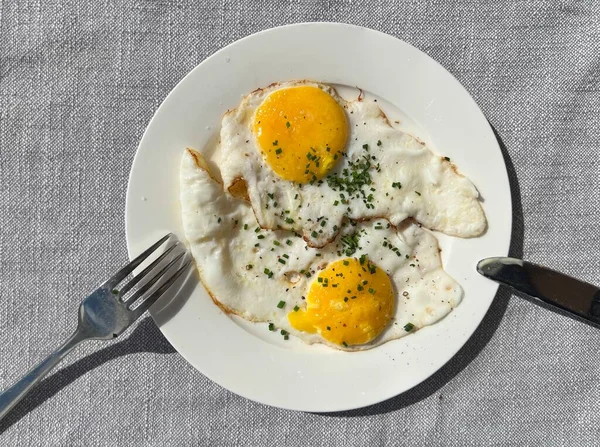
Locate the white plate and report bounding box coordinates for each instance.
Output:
[126,23,512,412]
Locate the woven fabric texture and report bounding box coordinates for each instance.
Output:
[1,0,599,445]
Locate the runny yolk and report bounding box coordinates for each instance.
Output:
[288,257,394,347]
[253,86,348,183]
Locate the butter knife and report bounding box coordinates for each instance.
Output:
[477,257,600,325]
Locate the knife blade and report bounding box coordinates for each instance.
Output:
[477,257,600,325]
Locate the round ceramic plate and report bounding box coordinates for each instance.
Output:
[126,23,512,412]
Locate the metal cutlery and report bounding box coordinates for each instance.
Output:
[477,257,600,325]
[0,234,190,420]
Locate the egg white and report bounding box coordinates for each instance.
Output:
[213,80,486,248]
[181,149,463,351]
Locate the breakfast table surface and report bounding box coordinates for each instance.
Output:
[1,0,599,445]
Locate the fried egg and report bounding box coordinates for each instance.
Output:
[213,80,486,248]
[181,148,463,351]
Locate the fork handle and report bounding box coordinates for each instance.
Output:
[0,329,88,420]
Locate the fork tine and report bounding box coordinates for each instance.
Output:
[117,242,179,296]
[105,234,172,288]
[130,259,192,319]
[124,251,186,306]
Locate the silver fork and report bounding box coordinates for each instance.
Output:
[0,234,190,420]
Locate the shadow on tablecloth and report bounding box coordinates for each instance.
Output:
[0,318,176,434]
[321,125,526,417]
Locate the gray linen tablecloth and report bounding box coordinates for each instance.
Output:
[1,0,599,445]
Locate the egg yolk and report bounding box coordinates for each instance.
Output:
[253,86,348,183]
[288,257,394,347]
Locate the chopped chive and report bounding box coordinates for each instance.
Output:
[255,227,260,233]
[268,323,276,331]
[333,200,339,206]
[368,288,375,294]
[404,322,415,332]
[392,182,402,189]
[257,235,265,239]
[275,148,282,155]
[243,223,248,230]
[362,144,369,150]
[293,305,300,312]
[285,217,294,224]
[415,191,421,196]
[343,260,349,266]
[311,231,318,238]
[217,217,221,223]
[286,240,292,246]
[357,285,364,291]
[246,264,253,270]
[444,156,450,161]
[278,259,286,265]
[342,341,348,347]
[283,335,289,340]
[277,300,285,309]
[286,121,291,128]
[264,268,273,278]
[327,326,331,331]
[273,240,280,246]
[320,220,327,227]
[272,140,278,146]
[318,277,323,283]
[280,329,288,335]
[377,140,382,146]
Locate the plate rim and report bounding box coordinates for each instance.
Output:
[125,22,512,412]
